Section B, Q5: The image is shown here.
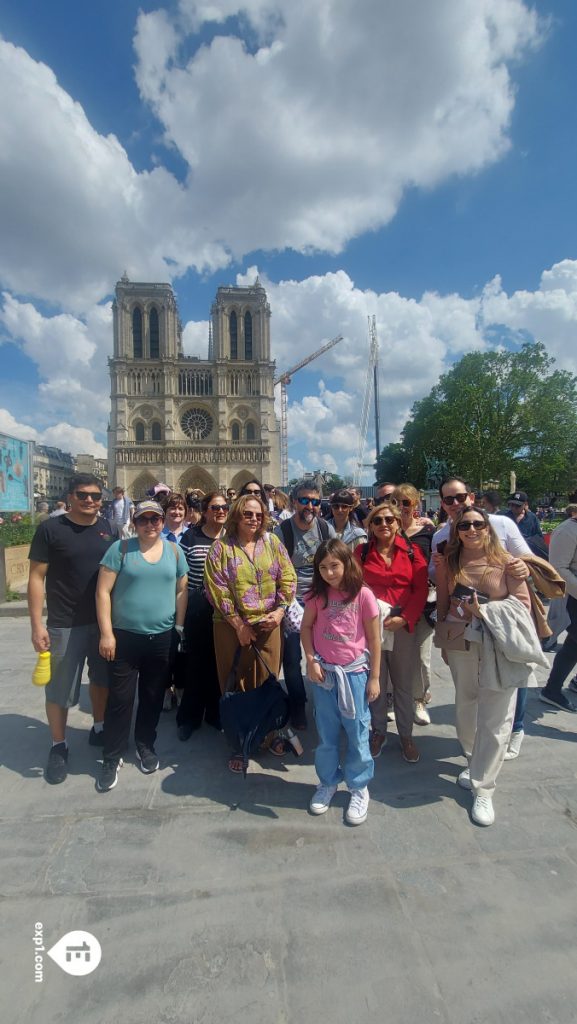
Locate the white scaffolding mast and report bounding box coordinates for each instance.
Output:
[274,335,344,487]
[354,316,379,486]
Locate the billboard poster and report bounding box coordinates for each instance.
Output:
[0,433,33,513]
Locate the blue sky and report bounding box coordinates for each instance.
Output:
[0,0,576,482]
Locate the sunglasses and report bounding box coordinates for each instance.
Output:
[442,493,468,506]
[296,497,321,507]
[137,515,163,526]
[75,491,102,502]
[399,498,413,508]
[208,503,228,512]
[375,495,397,505]
[242,511,263,521]
[456,520,487,532]
[372,515,397,526]
[244,489,262,496]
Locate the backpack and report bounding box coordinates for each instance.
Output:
[279,516,330,559]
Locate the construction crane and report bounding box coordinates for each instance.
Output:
[353,316,380,487]
[274,334,344,488]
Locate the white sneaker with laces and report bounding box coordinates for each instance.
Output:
[472,794,495,826]
[458,767,472,790]
[310,784,337,815]
[414,700,431,726]
[345,787,369,826]
[504,729,524,760]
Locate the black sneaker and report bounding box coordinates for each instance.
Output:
[45,743,68,785]
[135,744,159,773]
[177,723,194,742]
[96,758,123,792]
[539,689,577,713]
[88,726,104,747]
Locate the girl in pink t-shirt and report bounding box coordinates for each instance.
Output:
[301,539,381,826]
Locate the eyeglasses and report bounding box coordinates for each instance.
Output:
[331,504,351,511]
[244,488,262,496]
[136,515,163,526]
[296,497,321,507]
[208,504,228,512]
[442,493,468,506]
[399,499,413,508]
[75,491,102,502]
[456,520,487,532]
[242,511,263,521]
[372,515,397,526]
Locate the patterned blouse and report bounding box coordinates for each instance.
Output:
[204,531,297,624]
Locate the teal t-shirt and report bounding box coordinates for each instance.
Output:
[100,538,188,634]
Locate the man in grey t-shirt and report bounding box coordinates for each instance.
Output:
[274,480,335,729]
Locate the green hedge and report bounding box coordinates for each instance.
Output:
[0,515,37,548]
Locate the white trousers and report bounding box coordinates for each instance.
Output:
[447,647,516,799]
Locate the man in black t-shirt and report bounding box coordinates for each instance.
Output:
[28,473,120,784]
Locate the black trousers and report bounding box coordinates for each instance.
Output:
[176,592,221,729]
[103,629,172,760]
[546,595,577,696]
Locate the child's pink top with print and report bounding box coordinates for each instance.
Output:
[306,585,378,665]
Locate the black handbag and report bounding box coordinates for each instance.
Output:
[219,645,291,775]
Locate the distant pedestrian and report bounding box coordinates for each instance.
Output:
[104,486,133,537]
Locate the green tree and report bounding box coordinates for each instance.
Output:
[398,342,577,497]
[374,442,409,484]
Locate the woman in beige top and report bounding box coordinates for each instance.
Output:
[436,505,532,828]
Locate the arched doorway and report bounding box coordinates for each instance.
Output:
[230,470,259,492]
[129,471,158,499]
[177,467,218,494]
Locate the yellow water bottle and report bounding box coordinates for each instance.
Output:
[32,651,51,687]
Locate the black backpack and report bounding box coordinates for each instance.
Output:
[279,516,330,558]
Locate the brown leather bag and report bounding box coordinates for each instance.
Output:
[433,619,470,652]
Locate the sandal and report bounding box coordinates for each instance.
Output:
[270,736,288,757]
[228,754,245,774]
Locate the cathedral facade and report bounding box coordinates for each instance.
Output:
[108,276,281,497]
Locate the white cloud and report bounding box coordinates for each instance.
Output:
[0,408,106,458]
[134,0,542,258]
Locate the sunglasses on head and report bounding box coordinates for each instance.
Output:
[208,503,228,512]
[242,510,263,521]
[456,520,487,532]
[296,497,321,507]
[372,515,396,526]
[75,491,102,502]
[137,515,162,525]
[442,493,468,506]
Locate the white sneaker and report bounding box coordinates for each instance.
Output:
[472,794,495,826]
[386,692,395,721]
[458,767,472,790]
[345,787,369,826]
[414,700,431,726]
[504,729,524,760]
[310,784,337,815]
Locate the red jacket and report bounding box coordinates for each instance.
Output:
[354,535,429,632]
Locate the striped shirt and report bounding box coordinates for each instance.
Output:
[180,525,215,592]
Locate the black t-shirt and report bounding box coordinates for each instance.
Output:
[29,515,121,628]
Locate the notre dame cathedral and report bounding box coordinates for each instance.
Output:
[107,275,281,497]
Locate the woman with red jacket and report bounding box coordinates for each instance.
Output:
[355,502,429,763]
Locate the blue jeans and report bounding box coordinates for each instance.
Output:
[513,687,527,733]
[282,630,307,715]
[312,669,374,791]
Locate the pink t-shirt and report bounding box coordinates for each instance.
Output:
[306,585,379,665]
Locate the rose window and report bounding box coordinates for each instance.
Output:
[180,407,213,440]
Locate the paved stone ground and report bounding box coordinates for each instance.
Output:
[1,615,576,1024]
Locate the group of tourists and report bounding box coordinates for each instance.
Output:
[27,470,577,830]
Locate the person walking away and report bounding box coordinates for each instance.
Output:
[27,474,119,784]
[301,539,380,825]
[104,486,133,538]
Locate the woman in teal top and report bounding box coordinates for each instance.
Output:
[95,500,188,792]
